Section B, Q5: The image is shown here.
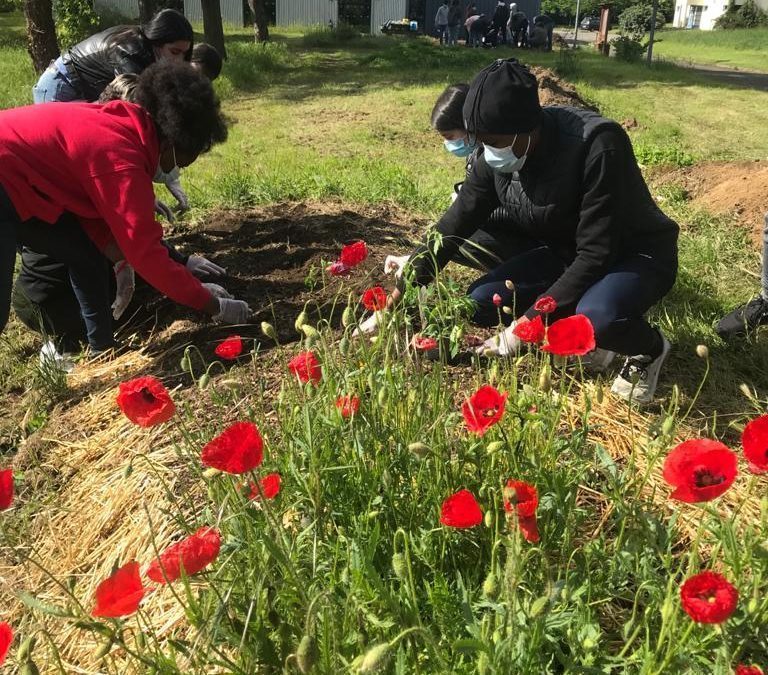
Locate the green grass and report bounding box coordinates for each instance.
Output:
[653,27,768,72]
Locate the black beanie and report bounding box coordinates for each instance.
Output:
[463,59,541,136]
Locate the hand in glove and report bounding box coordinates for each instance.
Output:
[212,298,251,324]
[154,198,175,223]
[383,254,410,280]
[187,255,226,279]
[352,311,384,338]
[476,321,522,357]
[166,178,190,212]
[112,261,135,321]
[202,283,233,300]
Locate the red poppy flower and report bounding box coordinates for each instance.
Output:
[512,316,546,344]
[248,473,282,500]
[492,293,503,307]
[736,665,764,675]
[335,395,360,417]
[116,376,175,427]
[461,385,508,436]
[326,261,352,277]
[742,415,768,474]
[662,439,737,503]
[503,480,540,543]
[92,561,146,618]
[680,571,738,624]
[541,314,596,356]
[201,421,264,474]
[146,527,221,584]
[0,622,12,666]
[0,469,13,510]
[214,335,243,360]
[362,286,387,312]
[534,296,557,314]
[288,351,322,384]
[340,241,368,268]
[412,335,439,352]
[440,489,483,528]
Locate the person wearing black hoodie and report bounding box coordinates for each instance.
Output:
[361,59,679,405]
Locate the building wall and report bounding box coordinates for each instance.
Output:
[673,0,768,29]
[184,0,245,25]
[276,0,339,26]
[370,0,407,33]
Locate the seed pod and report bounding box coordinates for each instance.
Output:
[407,442,430,459]
[502,306,513,315]
[301,324,319,338]
[19,662,40,675]
[595,385,604,405]
[261,321,277,341]
[342,305,355,328]
[359,643,392,674]
[486,441,504,454]
[339,337,350,355]
[295,310,308,333]
[504,279,515,291]
[180,350,192,373]
[484,511,493,528]
[391,552,407,580]
[17,636,36,662]
[94,638,114,660]
[695,344,709,359]
[538,365,552,392]
[377,387,388,406]
[482,572,499,600]
[296,634,319,674]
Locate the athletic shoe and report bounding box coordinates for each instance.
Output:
[39,340,76,374]
[578,347,616,374]
[715,296,768,340]
[610,334,671,405]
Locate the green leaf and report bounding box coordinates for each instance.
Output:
[452,638,489,655]
[17,592,73,618]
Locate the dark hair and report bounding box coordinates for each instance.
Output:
[134,61,227,159]
[141,9,194,60]
[98,73,139,103]
[191,43,223,80]
[430,83,469,132]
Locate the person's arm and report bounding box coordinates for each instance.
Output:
[523,130,627,319]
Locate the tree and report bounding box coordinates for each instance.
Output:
[138,0,156,24]
[248,0,269,42]
[201,0,227,59]
[23,0,59,75]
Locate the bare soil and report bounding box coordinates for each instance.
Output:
[531,66,596,110]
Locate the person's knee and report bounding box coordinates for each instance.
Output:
[576,298,618,337]
[468,286,501,327]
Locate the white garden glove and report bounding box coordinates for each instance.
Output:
[187,255,226,278]
[212,298,251,324]
[154,198,175,223]
[111,261,135,321]
[476,322,522,357]
[352,311,384,338]
[202,283,234,300]
[166,178,190,212]
[383,254,410,280]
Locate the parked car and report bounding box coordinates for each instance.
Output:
[580,15,600,30]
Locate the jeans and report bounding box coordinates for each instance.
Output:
[436,24,449,44]
[447,24,460,45]
[0,185,114,350]
[469,28,483,47]
[466,240,678,356]
[32,59,81,104]
[12,282,86,353]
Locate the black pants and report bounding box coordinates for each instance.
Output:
[0,185,113,350]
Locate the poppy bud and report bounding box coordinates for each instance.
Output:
[203,467,222,479]
[19,662,40,675]
[486,441,504,454]
[483,572,499,599]
[538,365,552,392]
[595,385,604,404]
[747,596,759,614]
[582,637,596,650]
[391,552,407,580]
[477,651,490,675]
[339,337,350,355]
[359,643,392,674]
[381,469,392,488]
[408,442,430,458]
[301,324,319,338]
[180,350,192,373]
[94,638,114,660]
[18,636,36,662]
[342,305,355,328]
[661,416,675,436]
[367,373,376,391]
[492,293,503,307]
[296,634,319,674]
[377,388,388,406]
[502,306,513,315]
[450,325,464,343]
[261,321,277,341]
[484,511,493,528]
[695,344,709,359]
[505,280,514,291]
[198,373,210,390]
[295,311,308,333]
[489,362,499,384]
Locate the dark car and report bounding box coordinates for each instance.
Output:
[580,15,600,30]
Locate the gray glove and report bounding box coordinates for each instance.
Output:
[166,178,190,212]
[202,283,233,300]
[154,198,175,223]
[212,298,251,324]
[188,255,226,278]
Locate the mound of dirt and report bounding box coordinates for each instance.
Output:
[653,160,768,246]
[531,66,596,110]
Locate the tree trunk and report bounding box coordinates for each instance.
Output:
[23,0,59,75]
[138,0,157,24]
[201,0,228,59]
[248,0,270,42]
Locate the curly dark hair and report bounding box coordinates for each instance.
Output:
[134,61,228,159]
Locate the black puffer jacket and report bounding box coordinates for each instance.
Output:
[407,106,679,317]
[61,26,155,101]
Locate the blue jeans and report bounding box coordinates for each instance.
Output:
[466,240,677,356]
[32,59,81,104]
[0,185,114,350]
[447,25,460,45]
[436,24,448,44]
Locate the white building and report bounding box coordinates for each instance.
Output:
[673,0,768,29]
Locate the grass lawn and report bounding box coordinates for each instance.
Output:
[653,26,768,73]
[1,13,768,674]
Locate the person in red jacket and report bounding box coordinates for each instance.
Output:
[0,61,250,353]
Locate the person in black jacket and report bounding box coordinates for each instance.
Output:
[32,9,193,104]
[492,2,510,44]
[362,59,679,405]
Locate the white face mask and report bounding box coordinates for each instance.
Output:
[153,146,179,184]
[483,134,531,174]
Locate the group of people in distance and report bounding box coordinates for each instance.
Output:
[435,1,554,50]
[0,16,761,404]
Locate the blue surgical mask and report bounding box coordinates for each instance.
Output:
[483,135,531,173]
[443,138,475,158]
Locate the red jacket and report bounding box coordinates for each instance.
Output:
[0,100,212,312]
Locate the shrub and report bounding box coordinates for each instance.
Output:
[0,0,22,13]
[301,22,363,47]
[54,0,101,49]
[611,34,647,61]
[714,0,768,28]
[619,3,665,39]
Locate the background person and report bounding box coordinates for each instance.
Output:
[447,0,463,46]
[508,10,529,47]
[435,0,450,45]
[492,1,510,44]
[191,42,224,80]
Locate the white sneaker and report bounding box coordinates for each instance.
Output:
[610,335,671,405]
[578,347,616,374]
[39,340,76,374]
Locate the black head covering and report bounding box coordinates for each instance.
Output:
[463,58,541,137]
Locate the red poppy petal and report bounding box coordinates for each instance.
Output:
[116,376,176,427]
[146,527,221,584]
[250,473,282,501]
[541,314,596,356]
[362,286,387,312]
[412,335,439,352]
[214,335,243,360]
[680,571,738,624]
[518,515,540,543]
[340,241,368,268]
[735,665,764,675]
[327,261,352,277]
[512,315,546,344]
[534,296,557,314]
[440,489,483,528]
[742,415,768,474]
[0,469,13,510]
[288,351,322,384]
[663,439,737,503]
[0,622,12,666]
[462,385,508,436]
[201,421,264,474]
[92,561,146,618]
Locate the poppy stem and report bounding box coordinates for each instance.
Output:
[654,620,695,675]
